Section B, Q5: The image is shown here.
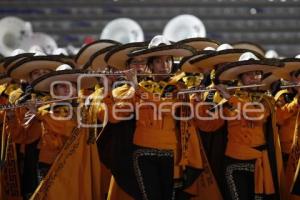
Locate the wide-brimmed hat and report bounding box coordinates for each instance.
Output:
[104,42,148,70]
[178,51,213,73]
[181,44,264,73]
[83,46,118,71]
[261,73,280,90]
[128,35,195,58]
[32,65,98,92]
[232,42,266,57]
[87,42,147,71]
[215,52,282,81]
[272,58,300,81]
[75,40,120,69]
[8,56,75,80]
[175,37,220,51]
[3,53,35,72]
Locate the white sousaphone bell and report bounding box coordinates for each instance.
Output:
[0,16,33,56]
[100,18,144,43]
[265,49,279,59]
[20,32,58,55]
[163,14,207,42]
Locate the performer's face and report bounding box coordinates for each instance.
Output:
[149,55,173,81]
[29,69,53,83]
[240,71,262,85]
[150,56,172,74]
[129,57,149,73]
[53,82,77,98]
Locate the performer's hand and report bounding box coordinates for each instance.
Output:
[124,68,138,88]
[25,95,37,114]
[193,85,205,102]
[214,84,231,100]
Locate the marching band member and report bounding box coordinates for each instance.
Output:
[273,58,300,200]
[98,35,206,200]
[27,65,102,200]
[0,73,24,200]
[101,41,149,200]
[0,51,34,200]
[195,52,285,200]
[81,41,149,199]
[275,88,295,169]
[76,39,123,199]
[180,44,265,198]
[6,56,75,199]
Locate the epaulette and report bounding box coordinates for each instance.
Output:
[139,80,160,93]
[8,88,23,104]
[0,83,7,95]
[38,104,51,112]
[168,72,186,85]
[4,84,19,96]
[112,84,134,99]
[182,75,202,88]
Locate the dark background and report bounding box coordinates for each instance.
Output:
[1,0,300,56]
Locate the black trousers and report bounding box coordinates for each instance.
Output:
[37,162,51,183]
[224,157,275,200]
[22,140,40,200]
[133,147,174,200]
[282,152,289,170]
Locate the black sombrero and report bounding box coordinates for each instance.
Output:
[232,42,266,57]
[31,69,98,92]
[104,42,148,70]
[215,55,282,81]
[75,40,120,69]
[272,58,300,81]
[175,37,220,51]
[8,55,75,80]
